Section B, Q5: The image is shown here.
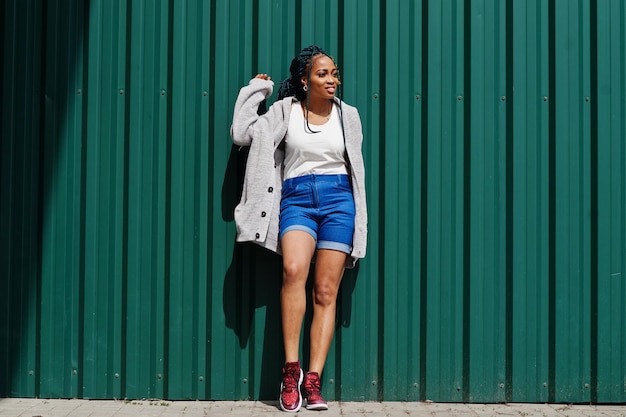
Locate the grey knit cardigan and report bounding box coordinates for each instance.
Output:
[230,78,368,268]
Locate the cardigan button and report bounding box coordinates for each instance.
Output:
[255,233,260,239]
[268,187,273,193]
[261,211,266,217]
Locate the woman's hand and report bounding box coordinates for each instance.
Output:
[255,73,271,81]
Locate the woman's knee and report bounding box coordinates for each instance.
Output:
[282,259,309,285]
[313,281,339,307]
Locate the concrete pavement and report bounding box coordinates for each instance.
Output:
[1,398,625,417]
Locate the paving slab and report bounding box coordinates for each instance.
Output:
[0,399,625,417]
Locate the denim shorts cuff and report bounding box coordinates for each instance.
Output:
[280,224,317,241]
[317,240,352,254]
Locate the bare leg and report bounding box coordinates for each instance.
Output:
[308,249,347,375]
[280,230,316,363]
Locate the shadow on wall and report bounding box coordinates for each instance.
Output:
[220,141,359,400]
[0,0,360,399]
[0,0,85,398]
[221,142,285,398]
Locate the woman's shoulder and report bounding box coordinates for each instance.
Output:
[335,98,360,121]
[334,98,359,113]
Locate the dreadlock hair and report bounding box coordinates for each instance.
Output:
[277,45,328,101]
[277,45,343,134]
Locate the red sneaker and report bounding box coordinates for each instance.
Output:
[279,361,303,412]
[302,371,328,410]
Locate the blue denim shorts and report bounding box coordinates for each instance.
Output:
[279,174,355,254]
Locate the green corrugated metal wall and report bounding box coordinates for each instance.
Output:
[1,0,624,403]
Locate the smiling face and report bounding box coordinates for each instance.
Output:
[301,54,341,101]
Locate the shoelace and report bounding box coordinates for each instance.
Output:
[283,366,300,391]
[305,375,321,396]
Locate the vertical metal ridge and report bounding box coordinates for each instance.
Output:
[251,0,259,73]
[119,0,133,398]
[294,0,302,51]
[34,0,49,399]
[419,0,429,403]
[461,0,472,403]
[77,2,89,398]
[204,0,217,399]
[547,0,557,403]
[376,0,387,402]
[77,58,86,400]
[161,0,174,401]
[588,0,599,404]
[336,0,345,74]
[76,0,89,399]
[504,0,515,403]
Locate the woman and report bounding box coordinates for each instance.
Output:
[230,45,367,412]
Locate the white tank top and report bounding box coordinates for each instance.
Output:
[283,102,348,180]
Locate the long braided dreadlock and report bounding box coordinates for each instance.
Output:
[277,45,344,134]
